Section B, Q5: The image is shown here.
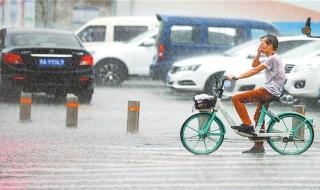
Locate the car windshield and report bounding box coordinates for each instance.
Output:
[126,30,157,44]
[281,41,320,58]
[8,32,82,48]
[223,39,259,57]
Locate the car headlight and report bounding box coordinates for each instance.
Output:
[292,63,320,73]
[176,64,201,72]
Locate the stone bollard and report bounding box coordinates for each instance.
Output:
[66,94,79,127]
[127,101,140,133]
[19,92,32,122]
[293,105,305,140]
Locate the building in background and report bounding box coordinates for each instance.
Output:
[0,0,35,27]
[0,0,112,30]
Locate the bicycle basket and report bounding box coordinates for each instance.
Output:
[194,94,217,110]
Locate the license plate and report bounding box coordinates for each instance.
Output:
[38,58,65,67]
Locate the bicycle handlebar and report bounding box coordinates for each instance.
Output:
[211,76,238,98]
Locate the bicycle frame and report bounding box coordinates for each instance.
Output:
[215,99,289,138]
[201,78,290,139]
[200,98,291,139]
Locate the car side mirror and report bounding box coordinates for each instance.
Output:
[141,38,155,47]
[301,17,312,37]
[301,17,320,38]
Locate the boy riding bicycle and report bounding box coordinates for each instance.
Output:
[226,34,286,154]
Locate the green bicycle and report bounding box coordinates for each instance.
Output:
[180,77,315,155]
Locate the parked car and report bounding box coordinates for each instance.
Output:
[230,40,320,104]
[150,14,280,80]
[87,30,157,85]
[75,16,158,48]
[282,41,320,103]
[166,36,318,95]
[0,28,94,102]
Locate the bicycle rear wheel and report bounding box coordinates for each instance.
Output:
[267,113,314,155]
[180,113,225,155]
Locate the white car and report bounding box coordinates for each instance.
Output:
[282,41,320,102]
[167,36,318,95]
[228,40,320,103]
[87,30,157,85]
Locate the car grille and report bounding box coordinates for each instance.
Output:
[285,64,295,73]
[178,80,196,86]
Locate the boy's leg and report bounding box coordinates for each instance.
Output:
[232,88,272,126]
[253,103,269,130]
[243,88,274,154]
[253,88,274,130]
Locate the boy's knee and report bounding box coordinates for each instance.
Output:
[232,95,239,104]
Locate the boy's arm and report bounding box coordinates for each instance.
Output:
[237,64,266,79]
[252,53,261,67]
[252,47,263,68]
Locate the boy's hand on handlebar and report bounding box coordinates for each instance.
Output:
[226,75,238,81]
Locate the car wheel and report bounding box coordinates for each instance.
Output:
[279,90,297,105]
[204,72,224,95]
[94,59,127,86]
[77,85,94,104]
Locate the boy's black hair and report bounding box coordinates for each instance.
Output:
[260,34,278,51]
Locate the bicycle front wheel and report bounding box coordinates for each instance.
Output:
[267,113,314,155]
[180,113,225,155]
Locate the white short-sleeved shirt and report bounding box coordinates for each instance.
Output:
[262,54,286,97]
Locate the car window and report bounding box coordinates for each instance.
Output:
[170,25,200,44]
[208,27,237,46]
[223,39,313,58]
[251,29,269,39]
[223,40,259,57]
[281,41,320,58]
[9,33,82,48]
[77,25,106,42]
[127,30,157,44]
[278,40,313,55]
[113,26,148,42]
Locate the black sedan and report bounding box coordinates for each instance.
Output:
[0,28,94,102]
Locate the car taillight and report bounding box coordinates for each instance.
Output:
[158,43,165,61]
[79,76,90,81]
[3,53,23,64]
[79,55,93,66]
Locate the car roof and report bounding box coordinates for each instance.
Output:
[87,16,158,25]
[156,14,278,31]
[3,28,74,35]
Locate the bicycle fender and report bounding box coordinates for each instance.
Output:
[268,112,315,128]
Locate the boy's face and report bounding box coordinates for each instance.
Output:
[259,37,273,54]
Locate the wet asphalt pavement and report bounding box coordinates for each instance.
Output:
[0,79,320,189]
